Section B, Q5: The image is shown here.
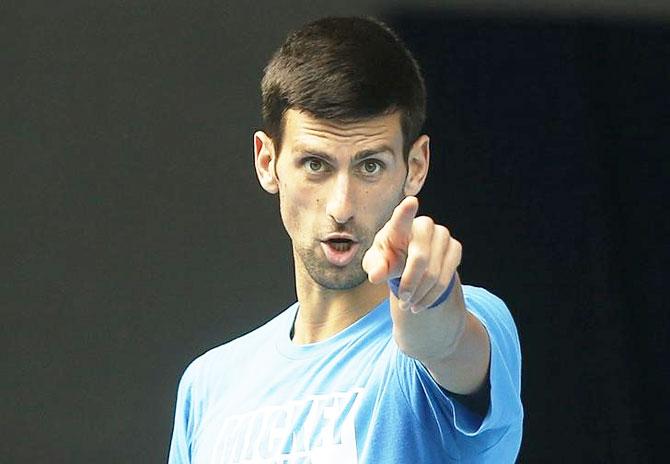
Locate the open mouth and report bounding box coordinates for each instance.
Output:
[327,238,353,252]
[320,237,360,266]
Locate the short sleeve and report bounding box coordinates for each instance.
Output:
[168,359,201,464]
[459,286,523,434]
[394,285,523,460]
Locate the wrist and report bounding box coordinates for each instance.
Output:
[388,274,456,309]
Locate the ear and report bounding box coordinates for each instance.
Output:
[253,131,279,194]
[403,134,430,196]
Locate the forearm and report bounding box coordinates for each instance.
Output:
[390,275,491,395]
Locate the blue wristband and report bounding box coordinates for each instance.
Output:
[388,274,456,309]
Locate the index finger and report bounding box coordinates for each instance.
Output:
[385,196,419,249]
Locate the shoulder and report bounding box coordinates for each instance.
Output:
[462,285,520,346]
[461,285,521,394]
[463,285,514,320]
[178,302,298,389]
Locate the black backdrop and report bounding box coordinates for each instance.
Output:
[3,3,668,463]
[392,13,669,462]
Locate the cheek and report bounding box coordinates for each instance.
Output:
[366,185,405,230]
[278,183,320,239]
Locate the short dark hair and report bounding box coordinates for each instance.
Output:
[261,16,426,159]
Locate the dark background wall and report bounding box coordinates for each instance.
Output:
[3,1,668,462]
[395,13,669,462]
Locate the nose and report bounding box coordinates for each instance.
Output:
[326,173,355,224]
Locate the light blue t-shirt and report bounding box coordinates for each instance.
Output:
[168,286,523,463]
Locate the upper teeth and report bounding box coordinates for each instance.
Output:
[331,241,350,251]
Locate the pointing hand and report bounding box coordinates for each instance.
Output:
[362,196,462,312]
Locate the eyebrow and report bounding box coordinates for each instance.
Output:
[293,144,396,162]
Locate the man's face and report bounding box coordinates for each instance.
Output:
[274,109,409,290]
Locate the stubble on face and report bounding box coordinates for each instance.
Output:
[293,189,405,291]
[276,109,409,293]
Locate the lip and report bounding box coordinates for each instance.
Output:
[322,233,359,243]
[320,241,360,267]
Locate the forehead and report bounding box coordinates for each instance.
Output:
[281,109,403,156]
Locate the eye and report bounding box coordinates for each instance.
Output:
[305,158,326,173]
[360,160,383,175]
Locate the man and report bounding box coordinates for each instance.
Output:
[168,16,523,463]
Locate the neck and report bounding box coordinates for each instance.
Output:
[291,258,389,345]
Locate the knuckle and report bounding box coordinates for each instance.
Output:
[425,270,439,284]
[407,252,428,272]
[436,224,450,238]
[411,253,429,269]
[414,216,434,230]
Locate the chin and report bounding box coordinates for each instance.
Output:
[310,265,368,291]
